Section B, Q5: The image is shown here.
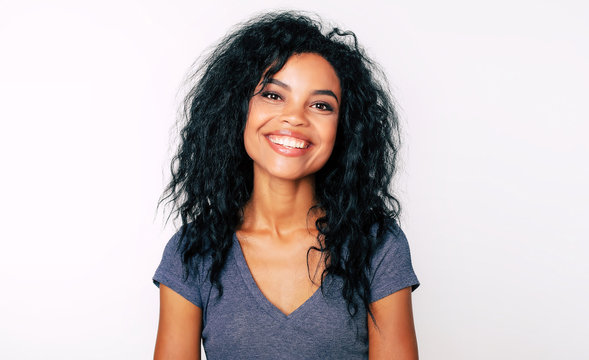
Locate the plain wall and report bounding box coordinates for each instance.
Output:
[1,0,587,359]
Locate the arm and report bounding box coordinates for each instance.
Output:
[154,284,202,360]
[368,286,418,360]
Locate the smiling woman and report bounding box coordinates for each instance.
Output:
[153,11,420,360]
[245,53,340,181]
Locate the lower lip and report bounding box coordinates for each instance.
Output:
[265,136,312,157]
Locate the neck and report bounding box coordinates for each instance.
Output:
[240,165,320,238]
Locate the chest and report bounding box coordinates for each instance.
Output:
[199,248,368,359]
[238,235,325,316]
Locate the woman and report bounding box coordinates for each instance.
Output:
[153,11,420,359]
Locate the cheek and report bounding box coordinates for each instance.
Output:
[321,120,338,150]
[243,114,268,161]
[242,120,258,160]
[243,100,276,157]
[243,102,257,152]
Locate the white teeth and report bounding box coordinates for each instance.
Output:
[268,135,309,149]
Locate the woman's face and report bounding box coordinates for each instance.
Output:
[244,53,341,181]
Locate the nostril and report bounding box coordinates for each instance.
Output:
[281,115,307,126]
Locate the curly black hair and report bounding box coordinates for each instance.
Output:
[161,11,402,320]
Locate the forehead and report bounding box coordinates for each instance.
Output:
[265,53,341,95]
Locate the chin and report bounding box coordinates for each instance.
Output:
[255,161,316,181]
[268,169,313,181]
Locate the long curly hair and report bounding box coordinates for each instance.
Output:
[161,11,402,319]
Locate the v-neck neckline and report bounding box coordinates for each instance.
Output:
[232,232,328,321]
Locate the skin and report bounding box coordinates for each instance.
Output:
[154,284,202,360]
[237,53,340,315]
[154,53,418,359]
[369,287,419,359]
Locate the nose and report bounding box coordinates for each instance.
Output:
[280,103,308,127]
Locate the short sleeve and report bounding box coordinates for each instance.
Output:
[153,231,203,308]
[369,224,420,303]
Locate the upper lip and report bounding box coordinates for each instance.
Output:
[264,129,313,144]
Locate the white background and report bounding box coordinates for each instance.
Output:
[1,1,587,359]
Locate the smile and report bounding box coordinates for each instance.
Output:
[267,135,310,149]
[264,134,313,157]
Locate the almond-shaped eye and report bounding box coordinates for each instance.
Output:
[261,92,281,101]
[312,102,333,111]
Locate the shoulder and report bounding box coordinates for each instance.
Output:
[153,227,216,308]
[157,228,206,274]
[368,219,420,303]
[159,224,217,270]
[370,219,409,261]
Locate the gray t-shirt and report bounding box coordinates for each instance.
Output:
[153,224,420,359]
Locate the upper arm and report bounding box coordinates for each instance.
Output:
[368,286,418,360]
[154,284,203,360]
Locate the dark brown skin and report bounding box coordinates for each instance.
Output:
[154,53,418,359]
[154,284,202,360]
[369,287,419,359]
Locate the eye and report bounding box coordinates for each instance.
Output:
[312,102,334,111]
[261,91,281,101]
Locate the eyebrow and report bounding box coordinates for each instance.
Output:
[267,78,339,104]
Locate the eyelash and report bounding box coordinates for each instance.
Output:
[261,92,334,112]
[312,102,333,111]
[261,91,281,101]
